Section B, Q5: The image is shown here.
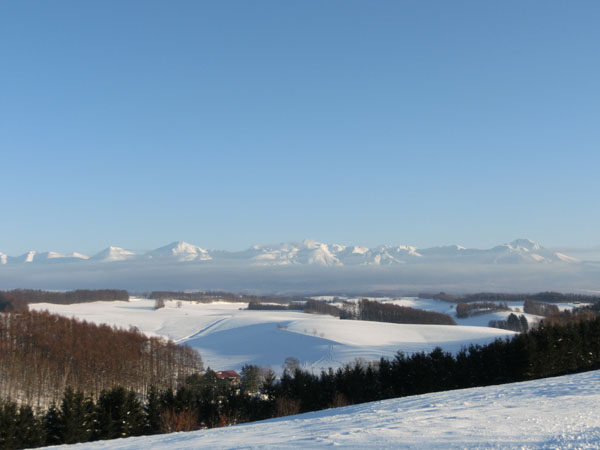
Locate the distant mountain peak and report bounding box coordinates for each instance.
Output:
[91,246,136,262]
[149,241,212,262]
[508,239,541,251]
[302,239,326,249]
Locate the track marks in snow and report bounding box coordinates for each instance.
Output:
[176,317,229,343]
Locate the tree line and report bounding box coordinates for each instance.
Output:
[150,291,309,304]
[523,299,560,316]
[421,291,600,304]
[247,299,341,316]
[0,289,129,311]
[350,299,456,325]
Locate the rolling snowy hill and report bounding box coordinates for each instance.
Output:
[44,369,600,449]
[29,298,515,374]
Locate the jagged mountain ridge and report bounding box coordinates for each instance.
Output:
[6,250,89,264]
[0,239,581,266]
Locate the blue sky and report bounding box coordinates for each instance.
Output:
[1,1,599,255]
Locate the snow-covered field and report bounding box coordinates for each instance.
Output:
[29,298,514,373]
[46,369,600,449]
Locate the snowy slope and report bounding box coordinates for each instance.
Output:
[29,299,514,374]
[45,369,600,449]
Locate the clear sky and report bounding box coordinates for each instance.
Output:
[1,1,599,255]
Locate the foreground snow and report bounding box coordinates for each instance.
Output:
[47,370,600,449]
[30,298,514,373]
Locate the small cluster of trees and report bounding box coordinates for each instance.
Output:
[455,302,511,318]
[348,299,456,325]
[247,302,292,311]
[248,299,343,316]
[0,310,203,408]
[489,313,529,332]
[523,299,560,316]
[0,290,129,311]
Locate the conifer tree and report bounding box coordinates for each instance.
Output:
[42,403,62,446]
[145,386,162,434]
[59,388,94,444]
[0,401,19,449]
[15,405,44,449]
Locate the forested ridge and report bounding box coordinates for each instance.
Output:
[2,310,600,449]
[0,310,202,408]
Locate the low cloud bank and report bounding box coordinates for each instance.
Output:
[0,261,599,295]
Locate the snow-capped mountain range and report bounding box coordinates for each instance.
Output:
[0,239,581,267]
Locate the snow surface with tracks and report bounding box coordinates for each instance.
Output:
[29,298,515,373]
[46,369,600,449]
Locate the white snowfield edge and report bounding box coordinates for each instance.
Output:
[29,298,515,374]
[46,369,600,449]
